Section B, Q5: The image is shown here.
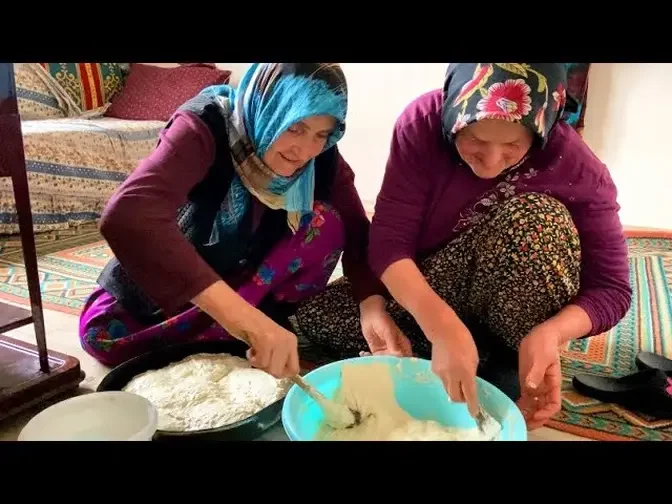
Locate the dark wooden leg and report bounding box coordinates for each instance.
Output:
[10,170,49,373]
[0,64,49,373]
[0,65,86,423]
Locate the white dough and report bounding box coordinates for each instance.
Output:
[122,353,291,432]
[316,361,491,441]
[387,419,485,441]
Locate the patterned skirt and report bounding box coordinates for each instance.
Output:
[290,193,582,399]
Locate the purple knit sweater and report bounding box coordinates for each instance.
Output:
[369,90,632,336]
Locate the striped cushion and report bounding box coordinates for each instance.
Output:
[39,63,126,112]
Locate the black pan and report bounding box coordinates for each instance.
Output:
[96,339,286,441]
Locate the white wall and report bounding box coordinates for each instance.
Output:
[582,63,672,229]
[337,64,447,204]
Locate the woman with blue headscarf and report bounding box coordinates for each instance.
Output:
[79,63,399,378]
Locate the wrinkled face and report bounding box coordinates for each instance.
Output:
[455,119,535,179]
[263,115,337,177]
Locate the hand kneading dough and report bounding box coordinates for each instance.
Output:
[316,361,489,441]
[122,353,291,432]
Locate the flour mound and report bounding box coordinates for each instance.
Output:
[122,353,291,432]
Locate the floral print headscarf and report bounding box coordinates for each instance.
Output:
[442,63,568,147]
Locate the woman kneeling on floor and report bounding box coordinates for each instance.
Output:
[79,63,394,377]
[291,63,632,429]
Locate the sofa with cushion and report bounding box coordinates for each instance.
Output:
[4,63,231,235]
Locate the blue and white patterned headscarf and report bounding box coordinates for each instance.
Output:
[200,63,348,236]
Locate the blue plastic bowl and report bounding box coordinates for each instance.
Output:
[282,355,527,441]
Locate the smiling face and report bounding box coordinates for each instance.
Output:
[262,115,337,177]
[455,118,535,179]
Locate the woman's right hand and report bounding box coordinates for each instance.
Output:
[244,317,300,379]
[420,309,480,418]
[191,280,300,379]
[379,259,481,418]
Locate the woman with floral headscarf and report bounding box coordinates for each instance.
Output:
[78,63,399,378]
[292,63,631,430]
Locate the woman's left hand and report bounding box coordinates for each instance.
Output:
[359,295,413,357]
[516,324,563,430]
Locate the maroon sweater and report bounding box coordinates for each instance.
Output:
[369,90,632,336]
[99,110,385,316]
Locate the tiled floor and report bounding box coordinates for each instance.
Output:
[0,305,588,441]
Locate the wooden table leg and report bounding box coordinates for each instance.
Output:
[0,64,48,373]
[0,64,86,422]
[11,169,48,373]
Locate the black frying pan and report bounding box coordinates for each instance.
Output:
[96,339,286,441]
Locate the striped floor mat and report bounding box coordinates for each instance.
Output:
[547,230,672,440]
[0,226,106,315]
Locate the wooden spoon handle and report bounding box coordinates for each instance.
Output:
[237,331,350,422]
[237,331,327,404]
[290,375,327,402]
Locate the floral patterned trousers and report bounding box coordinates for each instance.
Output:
[290,193,582,399]
[79,201,344,367]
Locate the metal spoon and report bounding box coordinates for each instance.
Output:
[474,406,501,441]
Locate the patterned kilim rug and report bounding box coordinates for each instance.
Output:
[0,227,670,440]
[547,229,672,441]
[0,224,106,315]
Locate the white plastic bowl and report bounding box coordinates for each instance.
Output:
[18,391,158,441]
